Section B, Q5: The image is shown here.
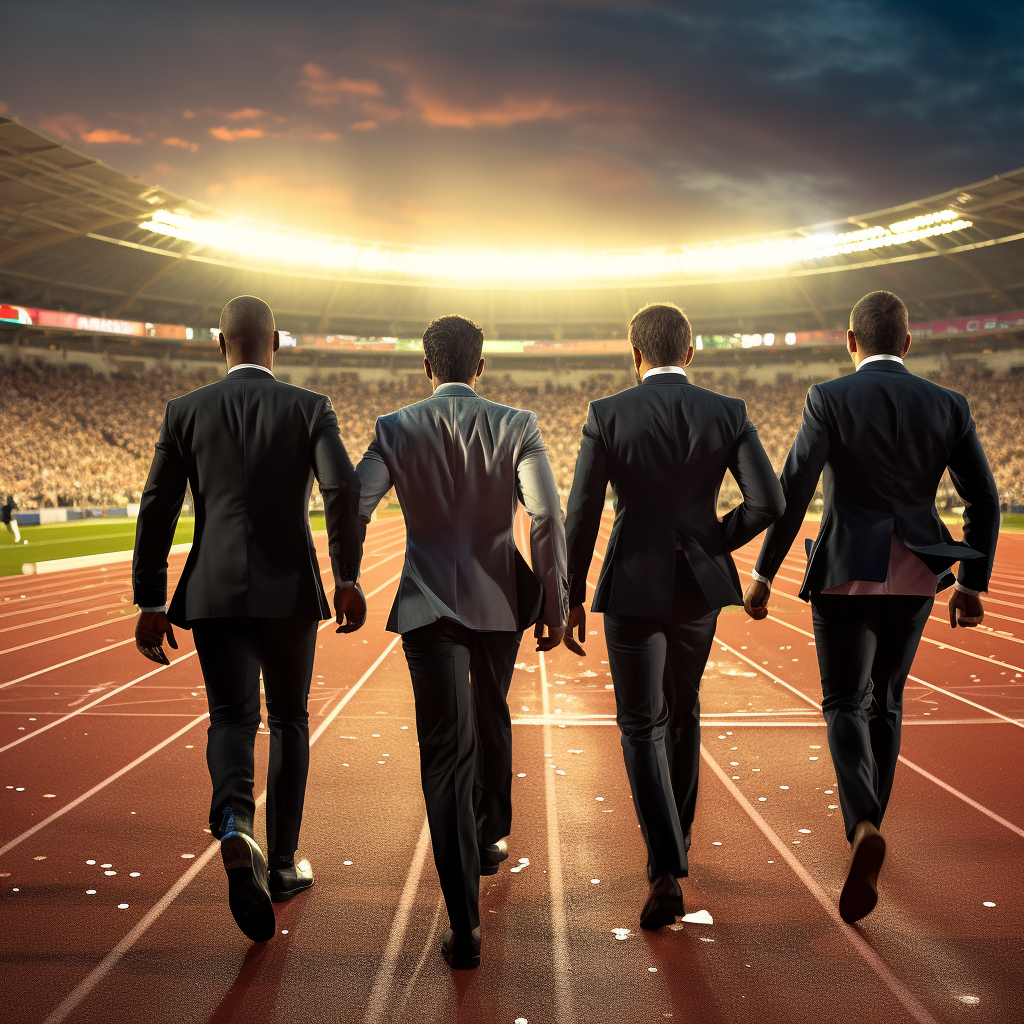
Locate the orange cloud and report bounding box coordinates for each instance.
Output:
[408,86,586,128]
[300,62,384,106]
[226,107,264,120]
[80,127,142,143]
[350,120,378,131]
[164,136,199,152]
[0,101,8,115]
[39,113,89,140]
[360,100,402,123]
[182,109,197,119]
[209,126,265,141]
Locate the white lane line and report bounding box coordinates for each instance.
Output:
[0,713,210,857]
[540,650,573,1024]
[0,587,129,619]
[714,637,1024,838]
[362,817,433,1024]
[701,748,939,1024]
[0,614,140,655]
[896,755,1024,839]
[0,638,136,689]
[0,652,197,754]
[42,634,401,1024]
[752,611,1024,724]
[907,675,1024,730]
[0,601,139,634]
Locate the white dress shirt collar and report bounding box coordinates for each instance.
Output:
[228,363,275,377]
[642,365,687,381]
[856,354,904,371]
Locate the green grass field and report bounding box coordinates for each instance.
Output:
[2,509,1019,578]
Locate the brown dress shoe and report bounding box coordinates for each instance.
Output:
[441,927,481,969]
[640,873,685,930]
[839,820,886,924]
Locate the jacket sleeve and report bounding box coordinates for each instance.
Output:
[947,399,1000,592]
[311,396,363,587]
[132,405,188,609]
[564,403,609,608]
[754,385,830,580]
[720,407,786,552]
[516,413,568,628]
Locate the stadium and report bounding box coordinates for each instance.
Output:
[1,103,1022,1024]
[1,115,1023,528]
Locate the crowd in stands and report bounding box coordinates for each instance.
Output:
[1,359,1021,512]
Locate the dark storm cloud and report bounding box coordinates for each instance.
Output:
[3,0,1021,245]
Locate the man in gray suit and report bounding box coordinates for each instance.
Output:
[356,314,569,969]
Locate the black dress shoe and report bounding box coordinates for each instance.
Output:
[441,927,481,969]
[683,829,692,853]
[269,857,314,902]
[480,840,509,876]
[839,821,886,924]
[640,873,685,931]
[221,831,276,942]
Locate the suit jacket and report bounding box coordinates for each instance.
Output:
[356,382,568,635]
[754,359,1000,599]
[565,373,785,618]
[132,367,362,626]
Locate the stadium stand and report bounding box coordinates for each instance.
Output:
[1,359,1020,512]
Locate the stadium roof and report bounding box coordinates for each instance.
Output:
[2,115,1024,340]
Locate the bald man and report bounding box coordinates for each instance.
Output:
[133,296,366,943]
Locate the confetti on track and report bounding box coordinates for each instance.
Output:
[0,517,1020,1023]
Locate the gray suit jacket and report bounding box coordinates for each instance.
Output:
[356,383,568,635]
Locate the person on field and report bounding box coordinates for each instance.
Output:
[745,289,999,924]
[356,314,571,970]
[2,494,22,544]
[132,295,365,943]
[564,302,784,930]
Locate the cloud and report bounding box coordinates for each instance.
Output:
[203,173,354,233]
[407,86,587,128]
[0,101,8,115]
[225,107,264,120]
[209,126,265,141]
[163,136,199,152]
[299,62,384,106]
[182,109,197,119]
[79,127,142,143]
[350,120,378,131]
[39,113,89,141]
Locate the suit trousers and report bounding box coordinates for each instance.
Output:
[402,619,522,934]
[810,594,933,841]
[191,617,319,860]
[604,554,718,882]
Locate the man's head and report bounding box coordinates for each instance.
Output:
[848,290,911,363]
[422,314,485,388]
[218,295,279,368]
[628,302,694,380]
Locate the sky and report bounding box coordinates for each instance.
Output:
[3,0,1022,249]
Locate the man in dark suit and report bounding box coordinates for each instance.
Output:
[745,289,999,924]
[565,302,784,929]
[132,295,366,943]
[356,314,570,969]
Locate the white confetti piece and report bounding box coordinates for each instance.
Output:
[510,857,531,874]
[648,967,658,972]
[104,870,116,876]
[983,901,996,907]
[517,772,526,778]
[130,872,141,877]
[681,909,713,925]
[590,878,600,884]
[86,890,96,895]
[582,670,598,677]
[180,854,195,860]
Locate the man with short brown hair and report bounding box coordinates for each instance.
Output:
[565,301,783,929]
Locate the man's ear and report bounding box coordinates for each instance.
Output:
[683,343,695,367]
[423,356,433,381]
[847,329,858,356]
[475,357,485,380]
[218,332,227,358]
[272,330,280,354]
[901,332,912,358]
[632,346,643,372]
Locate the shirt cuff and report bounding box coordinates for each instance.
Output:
[751,569,772,591]
[954,581,981,597]
[138,605,167,613]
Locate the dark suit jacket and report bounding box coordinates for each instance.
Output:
[132,367,362,627]
[565,374,785,618]
[754,359,999,599]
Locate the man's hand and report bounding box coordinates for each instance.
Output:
[336,584,367,633]
[743,580,771,620]
[135,611,177,665]
[535,622,566,652]
[563,604,586,656]
[948,589,984,629]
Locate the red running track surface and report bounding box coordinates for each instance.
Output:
[0,515,1021,1023]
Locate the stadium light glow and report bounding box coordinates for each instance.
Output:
[138,207,972,285]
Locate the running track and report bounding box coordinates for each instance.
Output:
[0,516,1021,1023]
